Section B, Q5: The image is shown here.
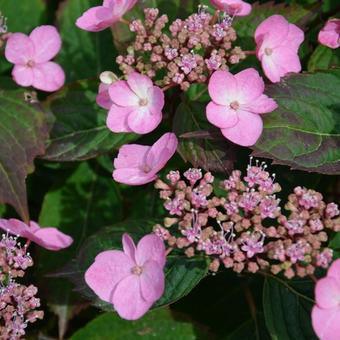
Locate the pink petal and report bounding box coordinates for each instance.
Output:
[281,23,305,52]
[32,62,65,92]
[114,144,150,169]
[136,234,166,267]
[112,275,153,320]
[12,65,34,87]
[255,15,289,48]
[241,94,278,114]
[210,0,251,16]
[109,80,139,107]
[96,83,112,110]
[327,259,340,285]
[113,168,157,185]
[206,102,239,129]
[106,103,134,133]
[127,72,153,99]
[318,19,340,49]
[127,108,162,134]
[208,70,238,105]
[76,6,116,32]
[145,133,178,173]
[221,110,263,146]
[122,233,136,260]
[5,33,34,64]
[140,260,165,302]
[312,306,340,340]
[315,277,340,309]
[148,86,165,115]
[85,250,135,302]
[29,25,62,63]
[31,227,73,251]
[0,218,28,236]
[235,68,264,103]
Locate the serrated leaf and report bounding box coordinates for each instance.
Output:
[263,277,316,340]
[57,220,209,312]
[42,79,138,161]
[56,0,117,82]
[308,45,340,72]
[0,85,49,222]
[173,102,236,175]
[70,309,200,340]
[253,69,340,174]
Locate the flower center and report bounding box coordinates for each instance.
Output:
[230,101,240,110]
[131,265,143,275]
[26,59,35,68]
[264,47,273,56]
[139,98,149,107]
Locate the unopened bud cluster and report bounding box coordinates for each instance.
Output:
[116,7,246,91]
[153,160,340,278]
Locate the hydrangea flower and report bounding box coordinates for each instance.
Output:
[318,19,340,49]
[106,72,164,134]
[85,233,166,320]
[76,0,137,32]
[210,0,252,16]
[5,25,65,92]
[0,219,73,251]
[206,68,277,146]
[255,15,304,83]
[312,259,340,340]
[113,133,178,185]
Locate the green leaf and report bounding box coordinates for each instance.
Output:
[56,0,117,82]
[263,277,316,340]
[42,80,138,161]
[59,220,209,312]
[0,83,49,221]
[308,45,340,72]
[70,309,200,340]
[253,68,340,174]
[173,102,236,174]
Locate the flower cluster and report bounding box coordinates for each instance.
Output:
[116,6,246,91]
[0,233,43,339]
[153,160,340,278]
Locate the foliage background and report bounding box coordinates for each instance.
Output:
[0,0,339,338]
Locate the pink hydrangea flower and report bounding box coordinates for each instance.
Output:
[0,219,73,251]
[76,0,137,32]
[255,15,304,83]
[113,133,178,185]
[96,83,112,109]
[318,19,340,49]
[5,25,65,92]
[210,0,252,16]
[106,72,164,134]
[206,68,278,146]
[312,259,340,340]
[85,233,166,320]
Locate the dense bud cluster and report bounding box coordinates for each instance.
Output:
[116,6,246,90]
[153,160,340,278]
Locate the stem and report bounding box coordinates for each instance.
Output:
[166,247,174,256]
[119,18,130,26]
[243,283,260,340]
[210,10,220,25]
[162,83,178,92]
[243,50,256,55]
[309,274,318,283]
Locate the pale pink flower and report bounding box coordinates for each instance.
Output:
[113,133,178,185]
[5,25,65,92]
[255,15,304,83]
[318,19,340,49]
[312,259,340,340]
[76,0,137,32]
[210,0,252,16]
[106,72,164,134]
[85,233,166,320]
[96,83,112,109]
[206,68,278,146]
[0,219,73,251]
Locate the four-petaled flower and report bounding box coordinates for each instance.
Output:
[113,133,178,185]
[210,0,252,17]
[106,72,165,134]
[76,0,137,32]
[255,15,304,83]
[5,25,65,92]
[85,233,166,320]
[0,219,73,251]
[206,68,278,146]
[318,19,340,49]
